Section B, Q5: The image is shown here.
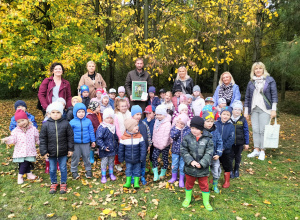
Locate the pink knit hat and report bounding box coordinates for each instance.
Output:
[174,113,189,126]
[180,94,187,103]
[15,109,28,121]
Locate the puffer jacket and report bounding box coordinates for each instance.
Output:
[142,118,155,137]
[172,78,194,94]
[118,131,147,164]
[213,84,241,107]
[147,97,161,108]
[215,118,235,154]
[82,97,90,109]
[139,120,152,148]
[9,112,38,131]
[170,125,191,155]
[96,124,119,158]
[125,69,153,96]
[66,106,74,121]
[230,116,250,146]
[39,117,74,157]
[180,130,214,177]
[69,103,96,144]
[152,114,172,150]
[205,124,223,157]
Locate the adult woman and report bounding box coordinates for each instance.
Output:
[244,62,278,160]
[78,61,107,98]
[172,66,194,95]
[213,71,241,106]
[38,63,72,113]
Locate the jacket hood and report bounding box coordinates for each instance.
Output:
[122,131,142,140]
[73,103,87,119]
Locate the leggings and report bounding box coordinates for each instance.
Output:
[101,156,115,170]
[19,161,32,175]
[152,146,170,169]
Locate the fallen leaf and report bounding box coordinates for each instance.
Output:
[21,183,28,188]
[46,213,55,218]
[138,211,147,219]
[268,161,272,164]
[152,199,159,206]
[153,214,158,220]
[111,211,117,217]
[103,209,112,215]
[28,204,32,210]
[43,201,49,205]
[236,217,243,220]
[110,190,114,194]
[8,214,15,219]
[121,206,132,211]
[254,213,260,217]
[71,215,78,220]
[59,197,67,201]
[263,200,271,205]
[73,192,80,197]
[89,200,98,206]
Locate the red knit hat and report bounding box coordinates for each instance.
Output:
[15,109,28,121]
[96,88,104,94]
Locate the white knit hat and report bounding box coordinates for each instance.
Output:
[155,105,167,116]
[103,108,115,120]
[48,102,64,115]
[178,104,188,113]
[232,100,243,111]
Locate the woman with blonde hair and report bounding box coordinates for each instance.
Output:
[172,66,194,95]
[78,61,107,98]
[213,71,241,107]
[244,62,278,160]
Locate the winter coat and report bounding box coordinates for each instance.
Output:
[96,125,119,158]
[9,112,38,131]
[206,124,223,157]
[86,112,100,133]
[170,126,191,155]
[230,116,250,146]
[244,76,278,115]
[172,78,194,94]
[118,131,147,164]
[172,107,194,121]
[39,118,74,157]
[147,97,161,108]
[109,98,115,110]
[215,118,235,154]
[125,69,153,96]
[213,84,241,107]
[142,118,155,137]
[139,120,152,148]
[152,114,172,150]
[82,97,91,109]
[180,130,214,177]
[69,103,96,144]
[38,76,72,110]
[66,106,74,121]
[77,72,107,98]
[6,123,39,159]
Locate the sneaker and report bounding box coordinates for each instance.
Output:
[85,170,93,179]
[49,183,58,194]
[60,183,67,194]
[258,151,265,160]
[72,172,80,180]
[18,174,24,185]
[115,164,122,172]
[247,150,260,158]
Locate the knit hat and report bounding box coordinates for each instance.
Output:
[72,96,82,103]
[232,100,243,111]
[202,111,215,121]
[178,104,188,113]
[180,94,187,103]
[14,100,27,110]
[96,88,104,94]
[118,86,125,93]
[101,94,109,101]
[124,118,138,132]
[155,105,167,116]
[174,87,182,93]
[148,86,156,94]
[48,102,64,115]
[80,85,89,93]
[159,88,166,94]
[175,113,189,126]
[109,88,116,94]
[220,106,233,116]
[186,94,193,100]
[218,98,226,105]
[88,101,100,111]
[205,97,214,103]
[202,104,213,112]
[56,97,66,105]
[131,105,142,117]
[103,108,115,120]
[190,116,204,131]
[15,109,28,121]
[193,85,201,93]
[144,105,155,113]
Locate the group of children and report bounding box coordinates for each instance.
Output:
[2,84,250,211]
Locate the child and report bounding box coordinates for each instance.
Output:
[172,104,192,123]
[90,88,104,106]
[171,88,182,111]
[70,103,96,179]
[66,96,82,121]
[161,91,175,116]
[56,98,67,119]
[147,86,161,108]
[159,88,166,103]
[192,86,205,116]
[169,113,191,188]
[186,94,194,114]
[86,101,102,164]
[172,96,194,120]
[114,99,132,171]
[200,104,213,118]
[116,86,130,108]
[2,110,39,184]
[39,102,74,194]
[180,116,214,211]
[118,118,147,189]
[215,98,227,120]
[192,85,201,101]
[152,105,172,181]
[215,106,235,188]
[9,100,38,131]
[202,111,223,194]
[108,88,117,110]
[230,101,249,178]
[100,94,113,117]
[81,85,91,108]
[96,108,119,183]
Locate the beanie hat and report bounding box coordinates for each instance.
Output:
[180,94,187,103]
[190,116,204,131]
[205,97,214,103]
[220,106,233,116]
[88,101,100,111]
[56,97,66,105]
[202,111,215,121]
[232,100,243,111]
[14,100,27,110]
[80,85,89,93]
[193,85,201,93]
[72,96,82,103]
[186,94,193,100]
[174,113,189,126]
[202,104,213,112]
[48,102,64,115]
[155,105,167,116]
[178,104,188,113]
[174,87,182,93]
[218,98,226,105]
[124,118,138,132]
[118,86,125,93]
[103,108,115,120]
[148,86,156,93]
[159,88,166,94]
[144,105,155,113]
[101,94,109,101]
[96,88,104,94]
[131,105,143,117]
[15,109,28,121]
[109,88,116,94]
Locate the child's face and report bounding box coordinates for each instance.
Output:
[104,117,113,124]
[109,93,116,99]
[119,92,125,97]
[50,110,62,121]
[77,109,85,119]
[165,93,171,102]
[191,127,202,137]
[160,93,165,99]
[204,119,214,130]
[149,92,155,98]
[102,97,109,105]
[146,112,155,120]
[175,91,181,98]
[119,102,128,113]
[232,108,241,117]
[82,91,89,97]
[176,121,185,129]
[132,113,142,121]
[187,98,193,105]
[221,111,231,123]
[219,103,226,108]
[193,91,200,97]
[17,119,29,128]
[180,108,188,115]
[205,101,214,106]
[72,98,79,106]
[132,125,139,133]
[96,92,102,99]
[180,100,187,105]
[16,106,26,112]
[156,114,165,121]
[95,105,101,114]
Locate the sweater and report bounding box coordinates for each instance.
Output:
[152,114,172,150]
[170,125,191,155]
[215,118,235,154]
[9,112,38,131]
[213,84,241,107]
[96,125,119,158]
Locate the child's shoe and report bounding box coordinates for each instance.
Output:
[101,169,107,183]
[234,170,239,178]
[123,176,132,188]
[179,174,185,188]
[49,183,58,194]
[182,189,192,207]
[230,171,235,179]
[85,170,93,179]
[258,151,265,160]
[115,164,122,171]
[212,180,220,194]
[60,183,67,194]
[57,161,60,171]
[152,168,159,181]
[159,169,167,179]
[202,191,213,211]
[72,172,80,180]
[18,174,24,184]
[108,166,116,181]
[168,173,177,183]
[247,149,260,158]
[27,172,36,180]
[90,150,95,164]
[222,172,230,188]
[45,161,50,174]
[133,177,140,189]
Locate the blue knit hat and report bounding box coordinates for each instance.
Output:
[205,97,214,103]
[220,106,233,116]
[193,85,201,93]
[14,100,27,110]
[131,105,143,117]
[80,85,89,94]
[148,86,156,93]
[202,104,213,112]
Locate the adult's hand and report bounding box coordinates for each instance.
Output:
[270,110,276,119]
[130,95,133,101]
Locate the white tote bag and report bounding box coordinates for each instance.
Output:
[263,117,280,149]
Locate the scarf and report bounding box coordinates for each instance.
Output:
[219,83,233,104]
[253,76,265,92]
[154,117,165,130]
[101,122,116,134]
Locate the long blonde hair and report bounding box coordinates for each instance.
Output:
[250,62,270,79]
[176,66,190,80]
[114,99,127,113]
[219,71,235,86]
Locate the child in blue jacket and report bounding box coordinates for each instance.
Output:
[215,106,235,189]
[147,86,161,108]
[70,103,96,180]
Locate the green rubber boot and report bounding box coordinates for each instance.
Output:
[123,176,132,188]
[152,167,159,181]
[159,169,167,179]
[182,189,192,207]
[212,180,220,194]
[133,177,140,189]
[202,191,213,211]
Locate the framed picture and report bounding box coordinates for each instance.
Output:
[132,81,147,101]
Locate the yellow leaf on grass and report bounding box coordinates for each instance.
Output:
[166,182,169,188]
[73,192,80,197]
[110,190,114,194]
[8,214,15,218]
[268,161,272,164]
[46,213,55,218]
[263,200,271,205]
[111,211,117,217]
[59,197,67,201]
[81,179,88,185]
[121,206,132,211]
[28,204,32,210]
[152,199,159,206]
[71,215,78,220]
[103,209,112,215]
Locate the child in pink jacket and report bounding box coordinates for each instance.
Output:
[2,110,39,184]
[152,105,172,181]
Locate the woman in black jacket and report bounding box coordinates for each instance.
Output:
[172,66,194,95]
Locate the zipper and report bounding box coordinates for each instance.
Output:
[80,119,83,143]
[55,121,59,157]
[234,122,237,145]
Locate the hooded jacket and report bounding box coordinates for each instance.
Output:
[152,114,172,150]
[215,118,235,154]
[96,124,119,158]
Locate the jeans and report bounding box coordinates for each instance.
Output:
[171,154,184,175]
[125,162,141,177]
[49,156,68,184]
[251,106,270,149]
[210,158,221,180]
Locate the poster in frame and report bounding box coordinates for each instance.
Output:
[132,81,147,101]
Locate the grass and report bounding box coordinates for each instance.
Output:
[0,98,299,220]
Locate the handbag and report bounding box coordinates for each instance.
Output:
[263,117,280,149]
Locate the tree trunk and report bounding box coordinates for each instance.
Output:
[252,9,263,62]
[213,3,222,92]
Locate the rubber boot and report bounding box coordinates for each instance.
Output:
[45,161,50,174]
[159,168,167,179]
[141,168,147,185]
[202,191,213,211]
[222,172,230,188]
[182,189,192,207]
[18,174,24,184]
[90,150,95,164]
[168,173,178,183]
[179,174,185,188]
[109,166,116,181]
[212,180,220,194]
[230,171,235,179]
[57,161,60,171]
[123,176,132,188]
[152,167,159,181]
[101,169,107,183]
[133,177,140,189]
[27,172,36,180]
